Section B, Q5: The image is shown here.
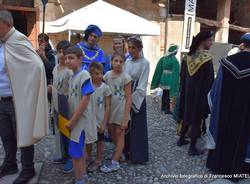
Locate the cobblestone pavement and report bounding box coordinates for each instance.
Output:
[0,96,246,184]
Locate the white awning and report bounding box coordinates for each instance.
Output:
[46,0,160,36]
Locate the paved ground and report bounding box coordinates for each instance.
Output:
[0,96,249,184]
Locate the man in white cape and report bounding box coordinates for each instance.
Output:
[0,10,49,184]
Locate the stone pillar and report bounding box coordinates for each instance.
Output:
[215,0,231,43]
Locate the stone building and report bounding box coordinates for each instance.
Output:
[1,0,250,80]
[1,0,250,48]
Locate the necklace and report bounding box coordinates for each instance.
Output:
[78,44,100,61]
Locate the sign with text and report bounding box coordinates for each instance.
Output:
[181,0,197,52]
[41,0,48,6]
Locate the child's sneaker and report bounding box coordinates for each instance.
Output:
[73,179,85,184]
[63,159,73,173]
[73,174,88,184]
[100,161,120,173]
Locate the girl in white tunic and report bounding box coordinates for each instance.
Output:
[101,53,132,173]
[124,36,150,163]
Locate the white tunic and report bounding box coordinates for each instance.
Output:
[104,71,131,125]
[91,82,112,128]
[68,70,97,144]
[124,57,150,112]
[52,65,72,112]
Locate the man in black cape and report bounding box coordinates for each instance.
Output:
[206,33,250,180]
[177,30,214,155]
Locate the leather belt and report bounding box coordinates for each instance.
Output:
[0,96,13,101]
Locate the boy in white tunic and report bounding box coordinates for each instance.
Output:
[87,62,112,171]
[64,46,96,184]
[48,40,73,172]
[101,53,132,173]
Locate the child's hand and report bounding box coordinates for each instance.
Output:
[66,120,77,130]
[47,85,52,93]
[121,119,128,130]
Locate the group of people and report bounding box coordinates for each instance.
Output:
[0,10,150,184]
[48,25,150,184]
[152,29,250,182]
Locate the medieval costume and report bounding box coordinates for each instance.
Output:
[206,33,250,179]
[1,27,48,183]
[4,27,49,147]
[124,53,150,163]
[51,64,72,162]
[77,25,106,72]
[178,30,214,155]
[68,70,97,144]
[151,44,180,114]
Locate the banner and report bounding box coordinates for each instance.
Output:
[181,0,197,52]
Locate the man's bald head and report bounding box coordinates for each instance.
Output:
[0,10,13,39]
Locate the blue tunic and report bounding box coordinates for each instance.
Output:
[77,42,106,72]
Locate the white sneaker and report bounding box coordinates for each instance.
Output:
[100,162,120,173]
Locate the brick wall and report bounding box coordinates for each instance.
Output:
[26,10,39,48]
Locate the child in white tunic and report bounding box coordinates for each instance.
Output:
[87,62,112,171]
[101,53,132,173]
[48,40,73,172]
[64,46,96,184]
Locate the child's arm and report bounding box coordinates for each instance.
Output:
[121,82,132,130]
[67,94,91,130]
[99,95,111,133]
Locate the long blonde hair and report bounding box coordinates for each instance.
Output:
[112,35,127,54]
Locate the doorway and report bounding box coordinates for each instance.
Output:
[11,10,28,36]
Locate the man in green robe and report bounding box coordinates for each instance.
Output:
[151,44,180,114]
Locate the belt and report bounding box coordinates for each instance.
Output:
[163,69,172,74]
[0,96,13,101]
